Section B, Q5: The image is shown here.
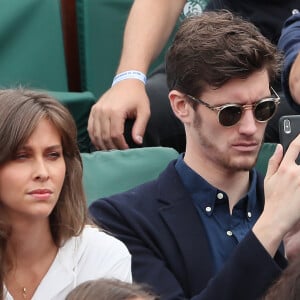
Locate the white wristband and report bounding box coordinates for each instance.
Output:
[112,70,147,86]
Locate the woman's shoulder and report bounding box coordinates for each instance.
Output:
[59,225,132,282]
[67,225,130,259]
[80,226,129,253]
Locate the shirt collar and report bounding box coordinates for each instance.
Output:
[175,154,258,219]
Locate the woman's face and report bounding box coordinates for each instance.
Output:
[0,118,66,222]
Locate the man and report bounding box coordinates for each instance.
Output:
[90,11,300,299]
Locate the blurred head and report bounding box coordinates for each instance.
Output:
[166,10,282,98]
[0,88,87,244]
[66,278,159,300]
[264,256,300,300]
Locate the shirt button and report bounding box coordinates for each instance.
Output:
[217,193,223,199]
[205,206,212,213]
[247,212,252,218]
[226,230,233,236]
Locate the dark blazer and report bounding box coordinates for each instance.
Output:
[89,161,287,300]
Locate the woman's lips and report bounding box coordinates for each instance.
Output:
[28,189,53,200]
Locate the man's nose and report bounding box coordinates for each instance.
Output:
[238,108,258,135]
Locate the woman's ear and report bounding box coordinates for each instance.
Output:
[169,90,193,123]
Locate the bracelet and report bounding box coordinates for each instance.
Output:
[112,70,147,86]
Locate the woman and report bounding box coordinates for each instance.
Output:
[0,88,131,300]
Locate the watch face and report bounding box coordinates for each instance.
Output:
[181,0,208,20]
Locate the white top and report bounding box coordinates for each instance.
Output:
[4,226,132,300]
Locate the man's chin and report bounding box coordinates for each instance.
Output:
[229,158,257,171]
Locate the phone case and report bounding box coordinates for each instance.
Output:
[279,115,300,164]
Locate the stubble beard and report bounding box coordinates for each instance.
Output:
[193,113,261,172]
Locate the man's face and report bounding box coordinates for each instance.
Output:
[187,70,272,172]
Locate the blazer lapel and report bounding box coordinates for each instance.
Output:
[157,164,214,294]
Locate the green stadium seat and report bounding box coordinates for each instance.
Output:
[81,147,179,205]
[0,0,68,91]
[255,143,276,175]
[49,91,96,153]
[0,0,96,152]
[81,143,276,205]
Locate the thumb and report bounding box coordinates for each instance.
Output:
[131,110,151,145]
[265,144,283,181]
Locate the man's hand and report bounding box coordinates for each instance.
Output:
[253,134,300,257]
[284,221,300,261]
[88,80,150,150]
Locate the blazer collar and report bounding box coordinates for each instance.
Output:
[157,161,214,294]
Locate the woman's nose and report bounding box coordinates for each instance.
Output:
[33,159,50,181]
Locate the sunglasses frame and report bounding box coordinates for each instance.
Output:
[186,87,280,127]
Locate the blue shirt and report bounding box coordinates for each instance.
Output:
[175,154,262,274]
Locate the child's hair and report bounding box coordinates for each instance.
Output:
[263,256,300,300]
[66,278,159,300]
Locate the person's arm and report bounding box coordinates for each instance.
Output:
[88,0,186,150]
[278,12,300,111]
[283,221,300,261]
[118,0,185,74]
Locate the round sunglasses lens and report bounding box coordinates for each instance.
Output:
[255,100,276,121]
[219,106,242,126]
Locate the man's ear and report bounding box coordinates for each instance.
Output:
[169,90,192,123]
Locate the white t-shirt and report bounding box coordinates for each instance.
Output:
[4,226,132,300]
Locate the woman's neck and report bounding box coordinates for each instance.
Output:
[4,219,58,300]
[8,218,55,264]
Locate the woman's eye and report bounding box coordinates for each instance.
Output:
[14,153,29,160]
[47,152,61,159]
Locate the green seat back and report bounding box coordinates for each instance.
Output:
[255,143,276,176]
[81,147,179,205]
[81,143,276,205]
[0,0,68,91]
[76,0,178,98]
[49,91,96,153]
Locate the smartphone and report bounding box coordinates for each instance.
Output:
[279,115,300,164]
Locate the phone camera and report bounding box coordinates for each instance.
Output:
[283,119,292,134]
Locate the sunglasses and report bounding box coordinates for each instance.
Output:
[186,87,280,127]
